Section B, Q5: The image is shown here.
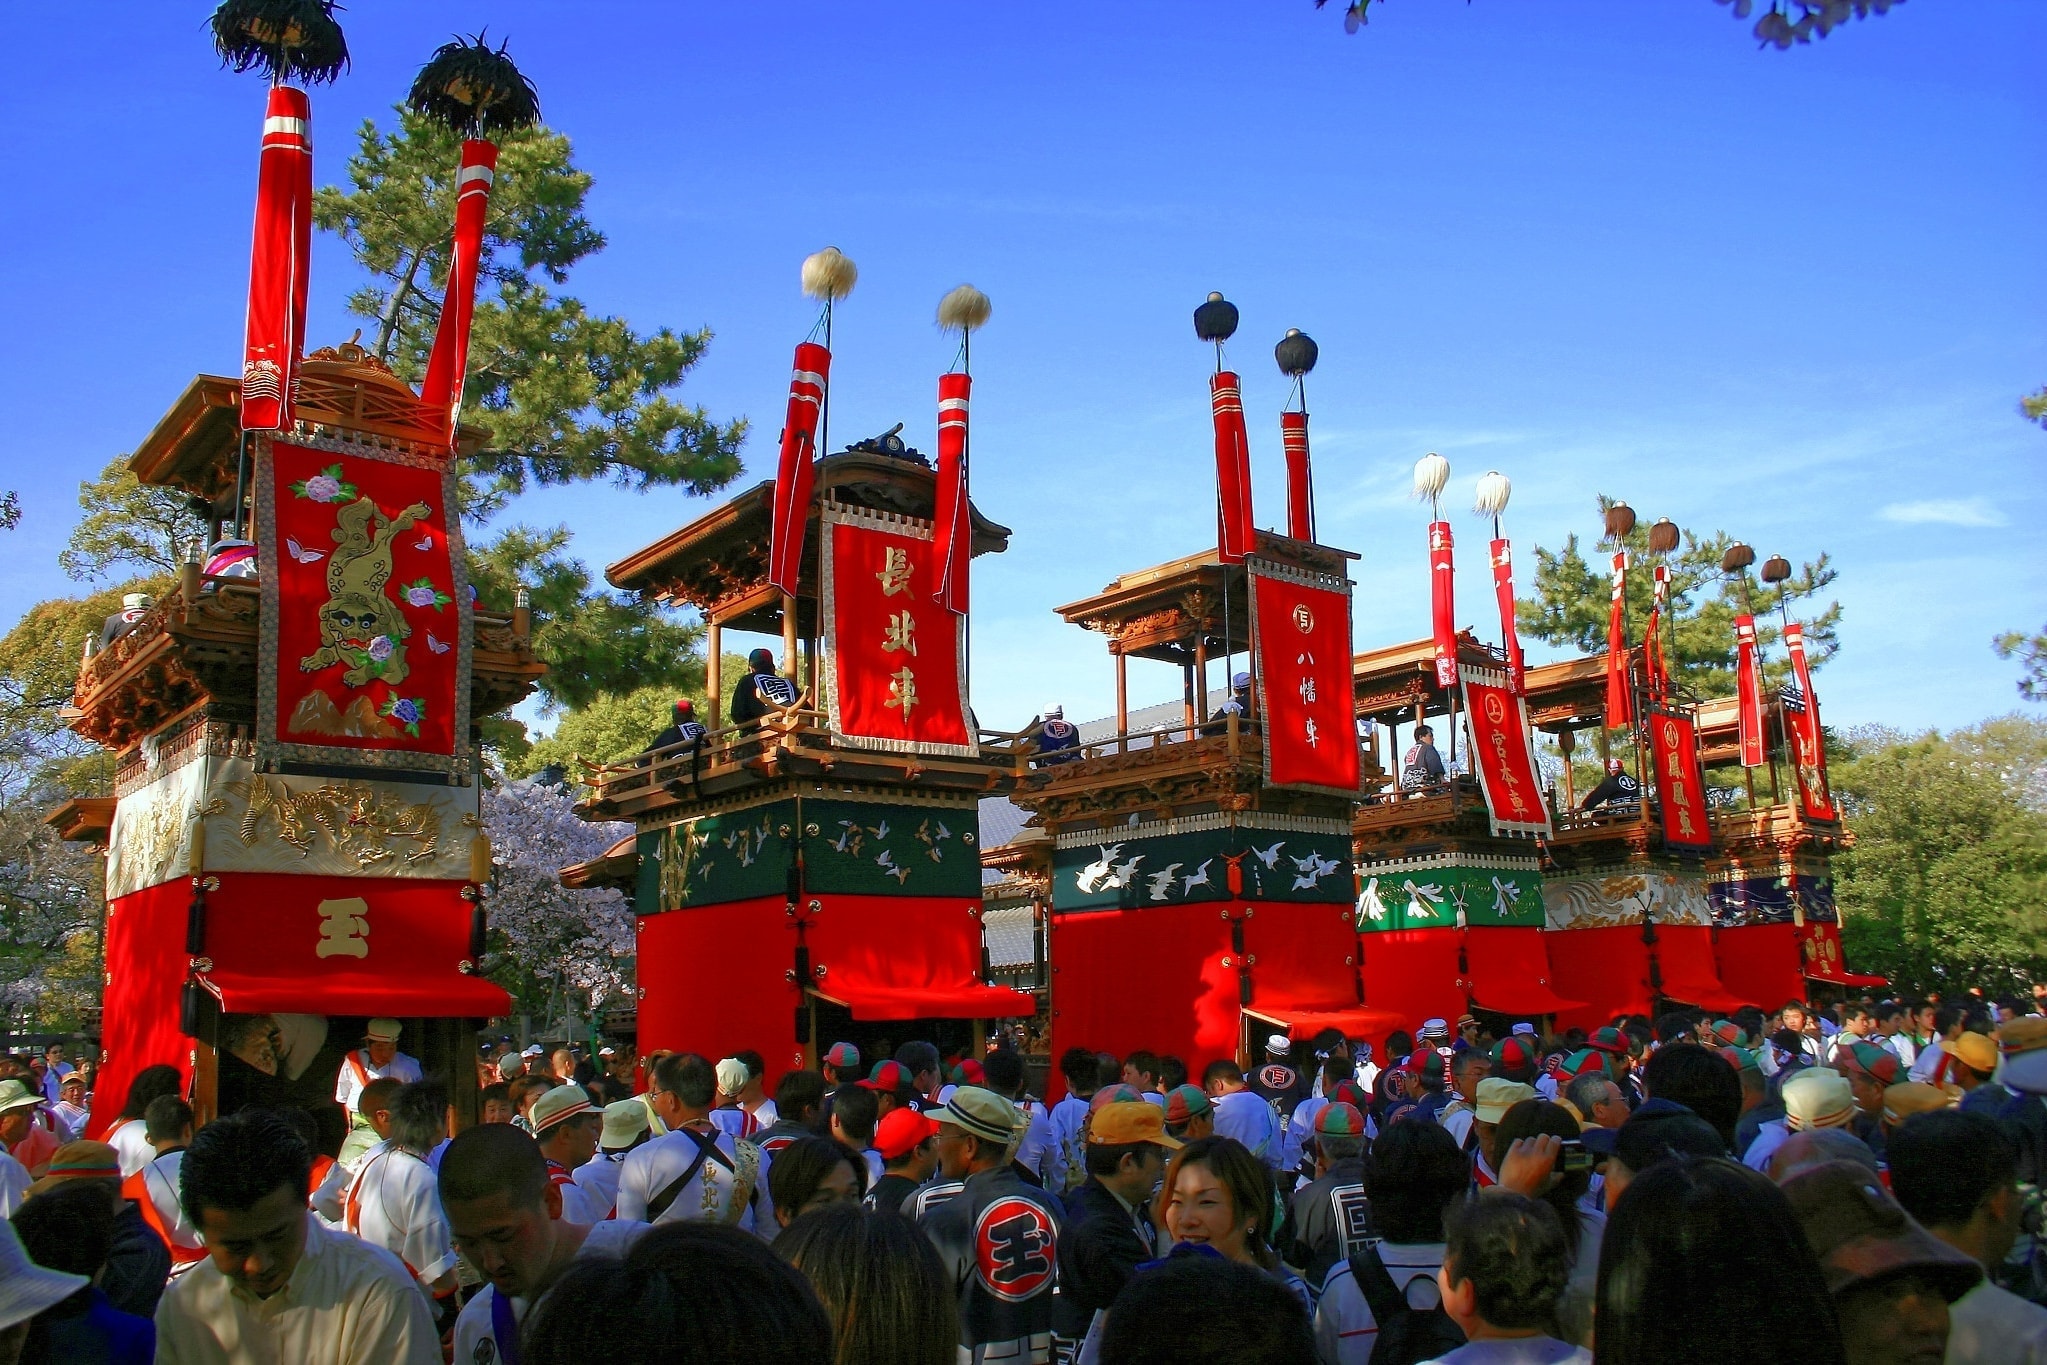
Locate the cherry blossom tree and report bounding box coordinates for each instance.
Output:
[481,778,633,1023]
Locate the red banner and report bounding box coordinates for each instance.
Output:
[822,507,974,755]
[1642,564,1670,703]
[1249,560,1358,795]
[1489,538,1525,695]
[769,343,830,596]
[931,373,971,616]
[1459,664,1551,837]
[241,86,312,432]
[1648,709,1713,850]
[1783,623,1837,822]
[258,439,469,773]
[419,139,498,441]
[1210,372,1255,564]
[1734,614,1766,768]
[1429,521,1457,689]
[1605,552,1634,729]
[1280,410,1313,541]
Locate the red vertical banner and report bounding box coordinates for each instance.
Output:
[822,506,975,756]
[1489,538,1525,696]
[1210,372,1256,564]
[1642,564,1670,702]
[1783,623,1838,822]
[1429,521,1457,689]
[1733,614,1766,769]
[241,86,313,433]
[1458,664,1551,837]
[769,343,831,596]
[1604,552,1634,729]
[931,373,972,616]
[257,440,470,773]
[420,139,499,440]
[1280,410,1313,541]
[1648,709,1713,850]
[1249,560,1359,796]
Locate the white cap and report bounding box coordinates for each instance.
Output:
[1512,1022,1537,1037]
[121,592,152,611]
[366,1018,402,1042]
[522,1044,544,1057]
[0,1220,87,1332]
[598,1046,616,1057]
[715,1057,749,1096]
[1232,671,1252,689]
[1265,1032,1292,1055]
[1045,705,1064,719]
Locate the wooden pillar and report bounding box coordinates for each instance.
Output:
[1114,646,1129,753]
[781,593,799,684]
[706,620,723,729]
[1194,633,1210,730]
[1558,727,1578,809]
[1182,662,1197,740]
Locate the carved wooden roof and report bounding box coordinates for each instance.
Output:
[1055,535,1357,666]
[605,451,1012,633]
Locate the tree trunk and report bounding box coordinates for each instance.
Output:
[375,249,430,363]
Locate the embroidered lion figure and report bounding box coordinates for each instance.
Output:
[299,496,432,688]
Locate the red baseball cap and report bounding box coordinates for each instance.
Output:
[873,1106,941,1159]
[859,1060,911,1092]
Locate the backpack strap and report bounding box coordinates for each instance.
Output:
[1352,1241,1406,1329]
[644,1128,729,1222]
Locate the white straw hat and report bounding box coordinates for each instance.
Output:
[0,1219,88,1331]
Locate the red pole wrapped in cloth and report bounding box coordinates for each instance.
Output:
[419,139,500,440]
[1784,622,1837,818]
[768,342,831,596]
[1280,409,1313,542]
[1489,537,1525,695]
[1641,564,1671,702]
[1429,521,1457,689]
[1210,372,1256,564]
[1734,614,1766,768]
[1604,552,1634,729]
[931,372,972,616]
[240,86,313,432]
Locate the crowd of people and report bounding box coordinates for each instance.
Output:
[3,991,2046,1365]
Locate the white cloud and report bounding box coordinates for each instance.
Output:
[1876,498,2010,528]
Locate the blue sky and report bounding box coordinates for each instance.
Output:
[0,2,2040,737]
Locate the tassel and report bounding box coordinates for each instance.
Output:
[768,343,831,596]
[469,829,493,886]
[932,373,972,616]
[1210,372,1256,564]
[240,85,313,432]
[420,139,499,441]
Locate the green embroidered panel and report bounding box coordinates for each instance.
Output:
[1353,858,1544,932]
[638,796,979,914]
[1052,825,1352,913]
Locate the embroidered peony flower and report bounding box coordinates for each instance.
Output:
[406,584,441,608]
[303,474,343,502]
[389,697,421,725]
[367,635,395,662]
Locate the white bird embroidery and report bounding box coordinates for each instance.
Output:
[1291,850,1342,891]
[1076,844,1125,894]
[1105,855,1145,889]
[1182,859,1215,895]
[1357,877,1389,922]
[1146,863,1184,901]
[1251,840,1287,869]
[285,537,325,564]
[833,822,862,854]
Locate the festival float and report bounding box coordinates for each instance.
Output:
[565,260,1036,1072]
[1003,300,1397,1079]
[47,20,553,1137]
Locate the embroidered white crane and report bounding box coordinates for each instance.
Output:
[1076,844,1126,894]
[1146,863,1183,901]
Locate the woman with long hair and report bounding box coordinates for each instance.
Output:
[767,1135,867,1230]
[1595,1155,1846,1365]
[1156,1136,1309,1307]
[773,1203,958,1365]
[104,1064,182,1177]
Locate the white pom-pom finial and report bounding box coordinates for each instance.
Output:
[801,247,858,302]
[1412,453,1450,501]
[1473,470,1511,517]
[937,284,992,333]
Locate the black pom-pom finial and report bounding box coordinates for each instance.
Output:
[408,34,542,138]
[1275,328,1318,378]
[1194,292,1239,344]
[210,0,349,85]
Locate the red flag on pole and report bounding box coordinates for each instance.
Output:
[931,372,972,617]
[1280,409,1313,542]
[241,86,313,433]
[1489,538,1525,695]
[1733,614,1766,768]
[1641,564,1671,702]
[1210,372,1256,564]
[1604,552,1634,729]
[1783,622,1837,819]
[420,139,499,441]
[1429,521,1458,689]
[768,343,831,596]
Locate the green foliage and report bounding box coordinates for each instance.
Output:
[313,109,745,520]
[1996,627,2047,703]
[1518,496,1841,702]
[1316,0,1902,48]
[1834,716,2047,997]
[0,493,18,531]
[2024,385,2047,432]
[0,578,168,743]
[512,686,682,778]
[60,456,209,582]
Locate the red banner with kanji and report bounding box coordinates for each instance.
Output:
[1429,521,1457,689]
[257,439,470,774]
[1458,663,1551,837]
[1647,708,1713,850]
[1489,538,1525,695]
[1733,614,1766,769]
[1249,559,1359,796]
[1783,622,1837,822]
[1605,551,1634,729]
[822,506,975,756]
